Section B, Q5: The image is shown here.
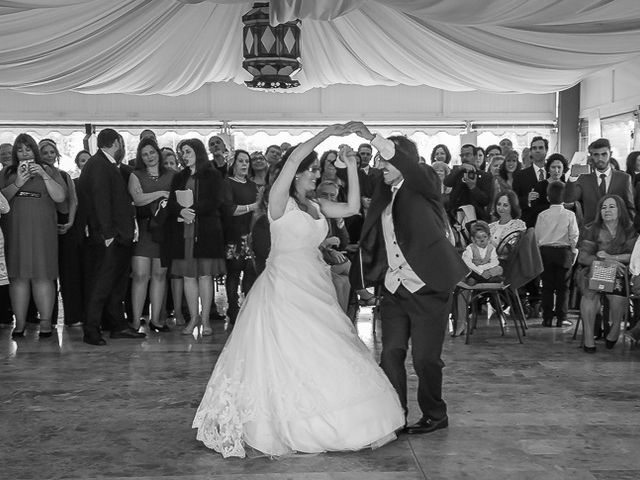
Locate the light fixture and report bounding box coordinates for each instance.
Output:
[242,2,301,89]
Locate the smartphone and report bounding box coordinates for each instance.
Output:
[570,164,590,177]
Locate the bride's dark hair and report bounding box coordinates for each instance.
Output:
[270,144,318,212]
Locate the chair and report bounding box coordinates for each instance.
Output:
[452,229,531,344]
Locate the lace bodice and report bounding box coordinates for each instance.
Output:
[268,198,328,256]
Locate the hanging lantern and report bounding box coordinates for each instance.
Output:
[242,2,301,89]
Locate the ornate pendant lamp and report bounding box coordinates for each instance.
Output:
[242,2,301,89]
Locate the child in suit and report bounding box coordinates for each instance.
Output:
[534,180,579,327]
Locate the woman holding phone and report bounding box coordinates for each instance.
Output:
[0,133,66,337]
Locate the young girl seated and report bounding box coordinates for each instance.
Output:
[462,221,504,285]
[454,221,504,336]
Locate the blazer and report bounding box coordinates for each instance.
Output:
[77,150,135,245]
[443,166,493,221]
[512,165,546,228]
[351,140,467,293]
[565,170,635,225]
[163,165,230,262]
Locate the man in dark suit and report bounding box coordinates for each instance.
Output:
[77,128,145,345]
[565,138,635,225]
[348,121,467,434]
[443,144,493,222]
[512,136,549,228]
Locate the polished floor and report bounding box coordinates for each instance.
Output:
[2,301,640,480]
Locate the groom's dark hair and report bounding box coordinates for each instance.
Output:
[388,135,419,163]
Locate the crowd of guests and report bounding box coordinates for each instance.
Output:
[1,128,640,352]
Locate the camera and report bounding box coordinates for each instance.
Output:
[465,170,476,180]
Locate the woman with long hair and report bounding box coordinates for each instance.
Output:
[164,139,227,336]
[430,144,451,164]
[128,138,175,331]
[192,124,404,458]
[577,194,637,352]
[0,133,66,337]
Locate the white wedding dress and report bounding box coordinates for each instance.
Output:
[192,198,405,458]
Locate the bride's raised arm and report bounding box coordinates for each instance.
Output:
[317,145,361,219]
[269,124,349,221]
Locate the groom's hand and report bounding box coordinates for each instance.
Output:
[346,121,374,141]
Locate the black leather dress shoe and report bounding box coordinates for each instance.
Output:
[110,328,146,339]
[405,416,449,434]
[83,335,106,346]
[541,319,552,327]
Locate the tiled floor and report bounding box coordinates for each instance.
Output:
[2,305,640,480]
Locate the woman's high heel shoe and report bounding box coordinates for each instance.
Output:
[181,316,201,335]
[605,338,618,350]
[148,321,171,333]
[11,329,25,338]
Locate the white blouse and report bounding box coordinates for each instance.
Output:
[489,218,526,248]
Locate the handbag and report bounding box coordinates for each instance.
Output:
[587,260,618,293]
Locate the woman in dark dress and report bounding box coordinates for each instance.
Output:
[224,150,262,324]
[164,139,228,336]
[128,138,175,331]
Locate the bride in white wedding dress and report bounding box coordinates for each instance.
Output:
[192,124,405,458]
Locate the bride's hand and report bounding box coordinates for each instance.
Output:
[339,145,358,167]
[323,124,350,137]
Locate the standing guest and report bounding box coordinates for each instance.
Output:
[0,192,9,300]
[75,150,91,171]
[497,150,520,191]
[0,142,13,326]
[128,138,174,332]
[576,195,636,352]
[140,129,157,142]
[535,181,579,328]
[521,147,532,169]
[499,138,513,156]
[566,138,635,226]
[0,133,67,338]
[431,161,452,206]
[358,143,374,170]
[78,128,145,346]
[625,151,640,186]
[249,151,268,187]
[161,147,179,171]
[489,191,526,247]
[208,135,228,177]
[279,142,291,153]
[476,147,486,171]
[224,149,261,325]
[430,144,452,165]
[443,144,493,222]
[39,138,79,326]
[530,153,569,221]
[485,144,502,161]
[0,143,12,168]
[319,150,346,199]
[264,144,282,167]
[350,121,467,434]
[165,139,227,336]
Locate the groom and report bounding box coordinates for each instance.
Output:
[348,121,467,434]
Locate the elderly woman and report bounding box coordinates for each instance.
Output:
[129,138,175,332]
[0,134,66,337]
[577,194,637,352]
[165,139,228,336]
[489,190,527,248]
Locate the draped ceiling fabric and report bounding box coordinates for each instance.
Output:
[0,0,639,96]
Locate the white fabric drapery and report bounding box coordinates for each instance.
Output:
[0,0,638,95]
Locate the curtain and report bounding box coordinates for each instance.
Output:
[0,0,638,95]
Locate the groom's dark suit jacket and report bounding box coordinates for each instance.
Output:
[351,141,467,294]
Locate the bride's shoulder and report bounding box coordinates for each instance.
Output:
[268,197,297,223]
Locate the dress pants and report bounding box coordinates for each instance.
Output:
[380,283,450,421]
[224,257,257,323]
[0,284,12,324]
[83,241,132,339]
[57,230,85,325]
[540,246,573,322]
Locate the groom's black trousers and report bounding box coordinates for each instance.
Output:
[380,284,450,421]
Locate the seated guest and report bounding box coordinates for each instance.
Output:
[317,179,351,313]
[535,181,579,327]
[224,150,261,325]
[128,138,175,332]
[0,134,67,338]
[489,190,526,248]
[443,144,493,222]
[577,194,637,352]
[454,221,503,336]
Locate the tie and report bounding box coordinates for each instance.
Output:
[599,173,607,196]
[538,168,544,182]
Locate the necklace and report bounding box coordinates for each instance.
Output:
[148,170,159,181]
[231,175,246,183]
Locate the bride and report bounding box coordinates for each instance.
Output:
[192,123,405,458]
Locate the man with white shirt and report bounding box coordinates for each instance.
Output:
[348,121,467,435]
[565,138,635,225]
